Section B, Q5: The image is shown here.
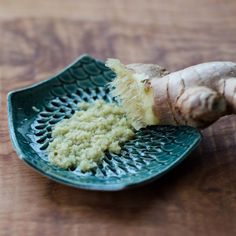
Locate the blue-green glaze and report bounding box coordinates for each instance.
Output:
[7,55,202,191]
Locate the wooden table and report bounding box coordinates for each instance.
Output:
[1,1,236,235]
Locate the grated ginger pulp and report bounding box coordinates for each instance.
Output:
[47,100,134,172]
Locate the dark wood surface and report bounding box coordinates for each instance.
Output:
[1,1,236,235]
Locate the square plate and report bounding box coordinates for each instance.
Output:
[7,55,201,191]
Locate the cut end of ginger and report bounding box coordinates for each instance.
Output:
[47,100,135,172]
[106,59,159,130]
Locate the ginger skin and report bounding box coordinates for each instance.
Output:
[107,60,236,129]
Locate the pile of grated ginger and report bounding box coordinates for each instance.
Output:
[47,100,134,172]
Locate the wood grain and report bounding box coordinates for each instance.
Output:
[1,1,236,236]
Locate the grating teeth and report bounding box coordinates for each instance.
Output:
[32,83,191,178]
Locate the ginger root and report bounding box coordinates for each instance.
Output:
[106,59,236,129]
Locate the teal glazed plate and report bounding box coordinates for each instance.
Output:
[7,55,201,191]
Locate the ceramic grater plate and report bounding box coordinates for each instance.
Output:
[7,55,201,191]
